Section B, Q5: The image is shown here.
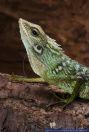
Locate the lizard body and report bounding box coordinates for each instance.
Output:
[19,18,89,103]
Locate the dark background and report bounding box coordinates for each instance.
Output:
[0,0,89,77]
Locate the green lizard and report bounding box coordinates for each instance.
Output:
[19,18,89,105]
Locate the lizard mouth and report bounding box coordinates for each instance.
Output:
[19,18,34,48]
[19,18,30,38]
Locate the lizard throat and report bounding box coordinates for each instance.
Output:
[27,53,46,77]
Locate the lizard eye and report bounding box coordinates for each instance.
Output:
[33,44,43,54]
[31,28,39,36]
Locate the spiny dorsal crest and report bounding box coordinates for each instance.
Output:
[46,35,64,54]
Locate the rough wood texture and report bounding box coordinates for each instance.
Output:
[0,73,88,132]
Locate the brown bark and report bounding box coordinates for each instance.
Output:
[0,73,89,132]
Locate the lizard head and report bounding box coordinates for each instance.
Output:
[19,18,63,76]
[19,18,47,55]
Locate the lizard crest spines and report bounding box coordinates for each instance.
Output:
[46,35,63,55]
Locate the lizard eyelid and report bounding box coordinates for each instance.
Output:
[31,28,39,36]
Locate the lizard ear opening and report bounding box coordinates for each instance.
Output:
[33,44,43,54]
